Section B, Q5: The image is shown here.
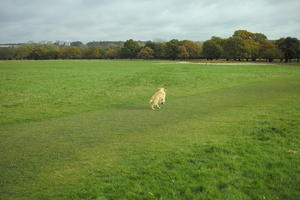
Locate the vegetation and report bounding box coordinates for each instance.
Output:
[1,30,299,62]
[1,60,300,199]
[120,39,140,59]
[137,47,154,59]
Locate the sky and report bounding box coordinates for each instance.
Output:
[0,0,299,43]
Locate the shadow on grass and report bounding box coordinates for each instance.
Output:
[122,104,168,111]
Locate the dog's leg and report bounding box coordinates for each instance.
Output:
[161,97,165,104]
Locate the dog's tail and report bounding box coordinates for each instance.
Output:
[149,98,153,104]
[149,98,154,109]
[149,94,155,103]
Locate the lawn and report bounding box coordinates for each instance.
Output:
[0,60,300,200]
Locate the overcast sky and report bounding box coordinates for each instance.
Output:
[1,0,299,43]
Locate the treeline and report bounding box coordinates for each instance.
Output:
[202,30,300,62]
[0,30,299,62]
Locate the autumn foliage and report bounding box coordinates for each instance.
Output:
[0,30,299,62]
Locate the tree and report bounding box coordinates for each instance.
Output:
[232,30,269,61]
[297,42,300,62]
[138,47,154,59]
[15,45,32,59]
[144,41,156,50]
[83,47,103,59]
[30,46,49,59]
[0,48,16,60]
[46,43,59,59]
[260,42,282,62]
[104,48,121,59]
[276,37,299,62]
[181,40,202,59]
[144,41,166,59]
[71,41,84,47]
[178,45,189,60]
[120,39,140,59]
[244,40,260,61]
[151,42,166,59]
[253,33,267,43]
[165,39,180,60]
[233,30,254,40]
[59,46,81,59]
[223,37,247,60]
[233,30,267,43]
[202,40,223,60]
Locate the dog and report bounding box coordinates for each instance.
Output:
[149,88,166,110]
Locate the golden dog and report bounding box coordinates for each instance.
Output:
[149,88,166,110]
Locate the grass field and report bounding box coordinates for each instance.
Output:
[0,60,300,200]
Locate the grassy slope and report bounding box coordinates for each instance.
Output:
[0,60,300,200]
[1,60,298,125]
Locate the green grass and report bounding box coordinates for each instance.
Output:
[0,60,300,200]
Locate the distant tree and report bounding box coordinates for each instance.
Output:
[232,30,269,61]
[260,41,282,62]
[276,37,299,62]
[15,45,32,59]
[178,45,189,60]
[165,39,180,60]
[210,36,225,45]
[252,33,267,43]
[71,41,84,47]
[138,47,154,59]
[297,42,300,62]
[233,30,254,40]
[59,46,81,59]
[83,47,103,59]
[211,36,226,58]
[181,40,202,59]
[244,40,260,61]
[86,41,101,47]
[223,37,247,60]
[0,48,16,60]
[120,39,140,59]
[144,41,156,50]
[202,40,223,60]
[143,41,161,58]
[152,42,166,59]
[104,48,121,59]
[30,46,49,59]
[54,40,70,46]
[46,43,60,59]
[233,30,268,44]
[87,41,124,48]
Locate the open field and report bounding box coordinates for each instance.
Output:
[1,60,300,200]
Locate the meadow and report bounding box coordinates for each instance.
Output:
[0,60,300,200]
